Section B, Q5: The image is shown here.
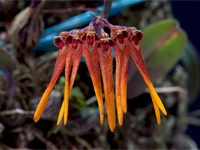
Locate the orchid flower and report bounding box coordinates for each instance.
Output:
[126,27,167,124]
[110,26,129,125]
[33,35,68,123]
[34,15,167,132]
[98,32,116,131]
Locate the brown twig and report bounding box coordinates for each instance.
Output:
[85,94,105,106]
[0,108,34,116]
[189,109,200,117]
[27,129,58,150]
[75,136,91,149]
[145,86,188,95]
[0,142,13,150]
[0,90,7,95]
[42,6,101,14]
[7,127,24,133]
[8,127,58,150]
[187,116,200,127]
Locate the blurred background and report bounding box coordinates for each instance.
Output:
[0,0,200,149]
[171,1,200,148]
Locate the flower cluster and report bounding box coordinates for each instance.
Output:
[33,16,167,132]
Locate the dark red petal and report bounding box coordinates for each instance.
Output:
[136,31,144,41]
[66,36,73,44]
[117,34,124,44]
[81,33,87,41]
[102,41,109,52]
[72,39,79,49]
[95,33,101,41]
[87,35,94,46]
[132,36,139,45]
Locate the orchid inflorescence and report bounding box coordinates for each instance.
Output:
[33,15,167,132]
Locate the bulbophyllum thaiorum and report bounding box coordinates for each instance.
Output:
[33,15,167,132]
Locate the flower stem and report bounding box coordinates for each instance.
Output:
[101,0,112,19]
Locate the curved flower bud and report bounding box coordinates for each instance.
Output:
[127,27,167,124]
[33,36,68,122]
[81,26,104,125]
[111,26,129,118]
[98,32,116,132]
[57,30,84,125]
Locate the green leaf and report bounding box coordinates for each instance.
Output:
[141,19,178,59]
[181,42,200,102]
[127,19,187,99]
[70,86,86,108]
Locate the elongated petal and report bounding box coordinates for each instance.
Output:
[57,101,64,125]
[83,44,104,125]
[113,42,129,114]
[33,44,68,122]
[57,45,83,126]
[111,27,129,114]
[120,41,129,113]
[70,46,83,86]
[148,82,167,116]
[128,41,167,121]
[99,42,116,131]
[64,48,73,125]
[151,96,161,125]
[113,44,123,126]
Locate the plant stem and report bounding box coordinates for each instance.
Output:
[101,0,112,19]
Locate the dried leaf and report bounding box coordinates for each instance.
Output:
[8,2,44,51]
